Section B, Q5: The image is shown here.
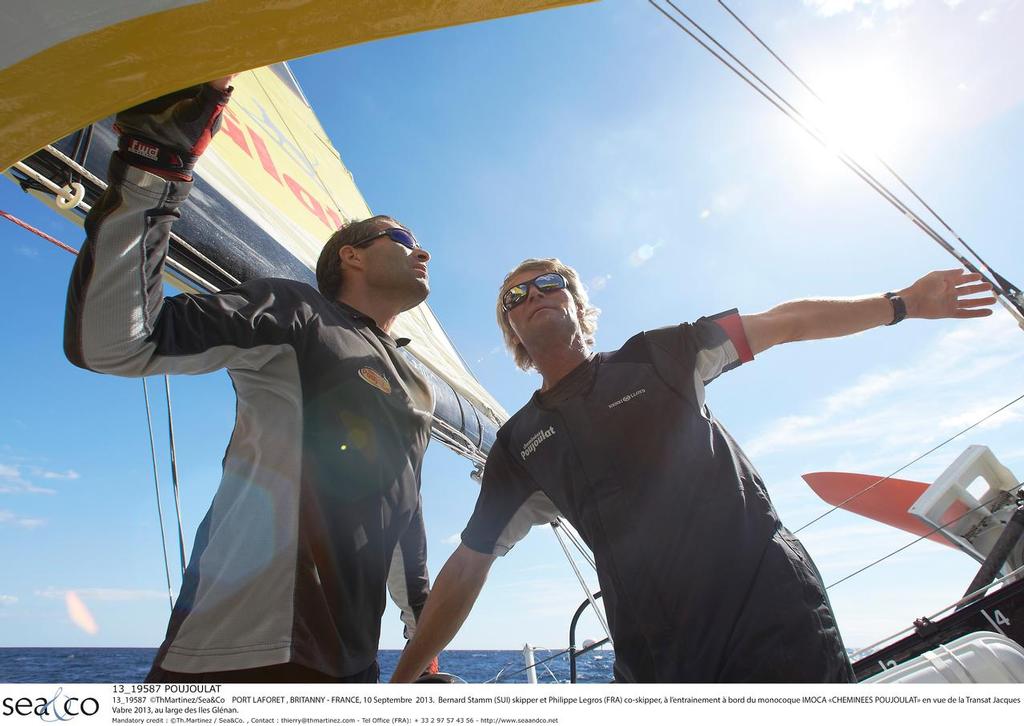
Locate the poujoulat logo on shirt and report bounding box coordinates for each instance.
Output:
[521,426,556,461]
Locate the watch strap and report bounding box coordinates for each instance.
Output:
[884,292,907,325]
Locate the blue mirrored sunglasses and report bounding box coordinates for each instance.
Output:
[501,272,567,312]
[352,227,420,251]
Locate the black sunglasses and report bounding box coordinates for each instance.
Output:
[351,227,420,251]
[501,272,567,312]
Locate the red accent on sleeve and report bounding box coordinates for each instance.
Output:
[714,312,754,363]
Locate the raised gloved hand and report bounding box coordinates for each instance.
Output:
[114,78,233,181]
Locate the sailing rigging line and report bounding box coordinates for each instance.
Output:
[826,480,1024,592]
[714,0,1024,315]
[551,521,612,642]
[43,144,105,190]
[0,209,79,256]
[11,159,226,294]
[13,151,236,293]
[0,201,195,592]
[430,416,487,466]
[646,1,1021,321]
[484,647,573,684]
[65,125,94,189]
[143,379,176,610]
[849,560,1024,660]
[794,391,1024,534]
[553,517,597,572]
[163,376,189,577]
[39,145,243,291]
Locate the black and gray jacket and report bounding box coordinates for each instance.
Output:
[65,155,435,677]
[463,314,852,682]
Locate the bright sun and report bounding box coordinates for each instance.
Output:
[787,56,922,180]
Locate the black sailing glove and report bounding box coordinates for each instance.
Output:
[114,83,232,181]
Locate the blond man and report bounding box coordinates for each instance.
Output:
[392,259,994,683]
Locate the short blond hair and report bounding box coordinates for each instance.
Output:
[496,258,600,371]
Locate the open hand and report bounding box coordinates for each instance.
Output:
[903,269,996,320]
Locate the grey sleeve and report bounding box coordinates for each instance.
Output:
[461,433,560,557]
[645,309,754,407]
[64,154,308,377]
[388,499,430,640]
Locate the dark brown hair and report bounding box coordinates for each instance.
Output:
[315,215,403,299]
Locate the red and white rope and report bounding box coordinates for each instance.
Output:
[0,208,78,256]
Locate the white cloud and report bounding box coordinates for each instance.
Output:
[494,576,601,620]
[628,242,662,267]
[0,462,77,494]
[882,0,915,9]
[699,209,711,220]
[805,0,868,16]
[475,345,504,365]
[938,402,1024,432]
[0,510,45,528]
[31,468,80,481]
[978,7,997,22]
[588,274,611,293]
[34,587,166,602]
[798,523,930,570]
[441,533,462,546]
[745,316,1024,460]
[804,0,915,16]
[0,595,17,605]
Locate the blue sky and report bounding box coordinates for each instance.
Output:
[1,0,1023,662]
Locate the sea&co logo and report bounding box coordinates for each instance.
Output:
[1,687,99,721]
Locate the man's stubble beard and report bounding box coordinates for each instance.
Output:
[368,263,429,313]
[520,309,581,360]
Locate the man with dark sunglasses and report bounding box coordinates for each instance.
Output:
[392,257,996,683]
[64,80,438,682]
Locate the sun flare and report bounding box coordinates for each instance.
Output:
[787,57,923,179]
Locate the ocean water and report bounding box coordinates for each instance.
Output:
[0,648,614,684]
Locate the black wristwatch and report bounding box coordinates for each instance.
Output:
[884,292,907,325]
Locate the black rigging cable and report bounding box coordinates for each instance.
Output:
[646,0,1023,321]
[715,0,1024,312]
[143,379,176,610]
[647,2,960,260]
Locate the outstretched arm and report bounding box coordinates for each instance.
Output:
[741,269,996,356]
[389,544,496,682]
